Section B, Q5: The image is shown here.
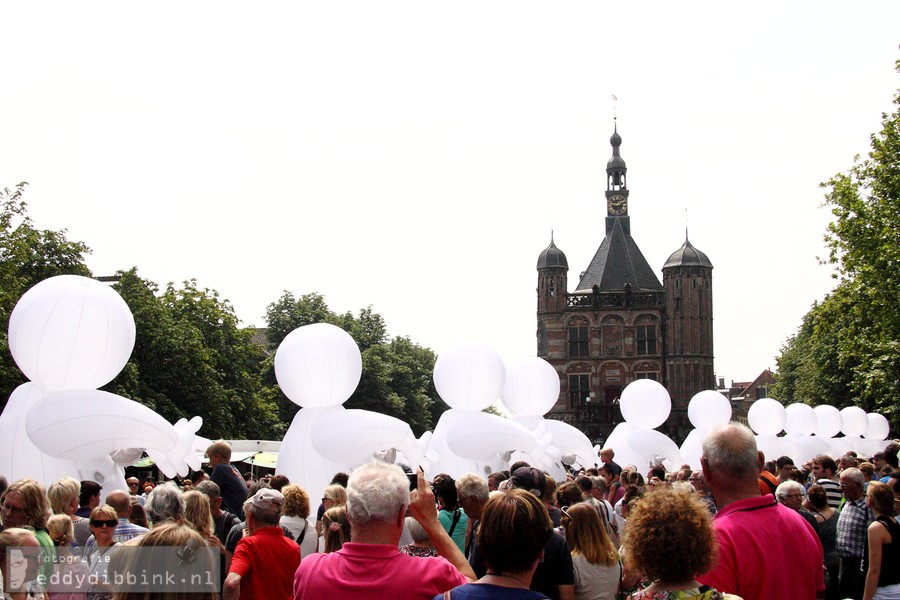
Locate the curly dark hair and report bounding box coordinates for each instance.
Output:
[622,486,717,584]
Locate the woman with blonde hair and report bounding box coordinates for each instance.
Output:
[316,484,348,548]
[321,505,351,553]
[82,505,120,600]
[562,503,620,600]
[0,527,47,600]
[863,481,899,600]
[46,514,91,600]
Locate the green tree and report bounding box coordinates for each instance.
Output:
[262,291,445,433]
[0,183,92,408]
[775,61,900,428]
[109,269,283,440]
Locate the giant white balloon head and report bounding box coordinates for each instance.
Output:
[784,403,817,436]
[620,379,670,428]
[8,275,136,390]
[839,406,868,437]
[813,405,842,438]
[274,323,362,407]
[500,357,559,416]
[747,398,786,435]
[865,413,890,440]
[433,343,505,411]
[687,390,731,429]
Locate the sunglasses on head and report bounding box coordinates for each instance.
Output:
[91,519,118,528]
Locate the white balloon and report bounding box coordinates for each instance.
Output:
[840,406,868,437]
[755,434,781,463]
[679,428,707,470]
[8,275,135,390]
[813,405,843,438]
[627,428,682,470]
[274,323,362,408]
[500,357,559,417]
[864,413,890,440]
[276,405,350,504]
[426,410,491,479]
[312,409,434,471]
[619,379,671,429]
[537,419,599,469]
[784,403,817,436]
[747,398,786,436]
[0,383,79,486]
[433,343,506,412]
[687,390,731,429]
[26,389,204,478]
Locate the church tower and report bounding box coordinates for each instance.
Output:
[662,233,714,433]
[537,124,668,444]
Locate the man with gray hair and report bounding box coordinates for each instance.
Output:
[293,462,474,599]
[836,466,872,600]
[697,423,824,600]
[455,473,489,558]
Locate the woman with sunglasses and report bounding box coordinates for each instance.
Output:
[562,503,620,600]
[82,505,120,600]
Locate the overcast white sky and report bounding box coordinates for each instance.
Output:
[1,2,898,387]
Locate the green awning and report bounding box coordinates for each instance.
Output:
[244,452,278,468]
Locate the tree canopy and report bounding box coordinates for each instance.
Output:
[263,291,446,435]
[773,61,900,429]
[0,183,92,406]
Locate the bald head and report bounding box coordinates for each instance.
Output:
[105,490,131,518]
[702,423,762,482]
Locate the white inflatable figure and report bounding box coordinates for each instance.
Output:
[427,343,554,478]
[312,409,436,472]
[679,390,732,469]
[274,323,360,503]
[0,275,205,489]
[783,403,827,466]
[604,379,681,470]
[838,406,869,456]
[747,398,786,462]
[813,404,843,458]
[501,357,595,479]
[862,413,891,456]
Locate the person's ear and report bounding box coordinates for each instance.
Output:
[396,504,407,528]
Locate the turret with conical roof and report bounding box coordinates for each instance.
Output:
[663,230,715,416]
[537,233,568,315]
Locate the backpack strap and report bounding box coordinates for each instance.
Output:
[448,509,462,537]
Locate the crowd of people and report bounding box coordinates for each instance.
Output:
[0,427,898,600]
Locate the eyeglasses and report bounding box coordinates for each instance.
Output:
[1,501,26,515]
[90,519,118,528]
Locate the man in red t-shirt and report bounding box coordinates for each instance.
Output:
[224,488,300,600]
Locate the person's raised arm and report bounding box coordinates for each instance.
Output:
[408,469,476,582]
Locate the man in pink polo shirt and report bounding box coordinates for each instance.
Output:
[293,462,475,600]
[697,423,825,600]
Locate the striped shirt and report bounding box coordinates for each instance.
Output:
[816,478,842,509]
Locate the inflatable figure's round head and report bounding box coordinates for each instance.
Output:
[500,357,559,417]
[433,343,505,412]
[274,323,362,408]
[747,398,786,436]
[620,379,671,429]
[9,275,136,390]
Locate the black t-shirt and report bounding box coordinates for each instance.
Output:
[210,464,248,520]
[469,530,574,600]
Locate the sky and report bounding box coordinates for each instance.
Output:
[1,2,898,387]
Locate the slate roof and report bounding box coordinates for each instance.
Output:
[664,236,713,269]
[575,217,663,293]
[537,236,569,270]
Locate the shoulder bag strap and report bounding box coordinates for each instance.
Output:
[448,509,462,537]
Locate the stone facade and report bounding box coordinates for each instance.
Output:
[536,127,714,445]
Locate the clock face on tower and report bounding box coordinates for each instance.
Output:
[608,194,627,216]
